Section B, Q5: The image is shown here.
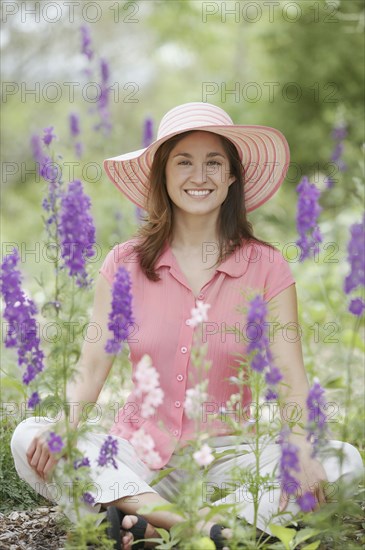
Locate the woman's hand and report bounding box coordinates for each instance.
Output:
[26,425,67,482]
[279,447,328,512]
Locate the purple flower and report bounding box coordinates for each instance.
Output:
[100,58,110,84]
[69,113,80,137]
[279,429,301,496]
[43,126,56,147]
[246,295,282,397]
[80,25,93,60]
[306,380,328,455]
[297,491,316,512]
[344,216,365,295]
[92,58,112,135]
[329,122,347,174]
[47,431,64,453]
[97,436,118,469]
[74,142,83,158]
[0,249,45,385]
[69,114,83,159]
[82,492,95,505]
[265,366,283,386]
[265,388,278,401]
[331,123,347,141]
[42,129,54,148]
[31,134,58,184]
[105,267,134,354]
[74,457,91,469]
[295,176,322,261]
[59,180,96,287]
[349,297,365,316]
[143,117,154,149]
[28,392,41,409]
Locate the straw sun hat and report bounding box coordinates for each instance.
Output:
[103,102,290,212]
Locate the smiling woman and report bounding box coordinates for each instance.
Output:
[10,103,363,550]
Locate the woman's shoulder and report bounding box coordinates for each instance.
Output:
[99,237,142,282]
[243,239,287,266]
[107,237,142,264]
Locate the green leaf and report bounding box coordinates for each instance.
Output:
[294,528,320,545]
[0,376,27,398]
[323,376,345,389]
[150,467,176,486]
[301,542,321,550]
[154,527,170,541]
[268,524,296,550]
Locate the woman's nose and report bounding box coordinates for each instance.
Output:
[190,163,207,184]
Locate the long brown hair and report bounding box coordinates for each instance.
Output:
[133,130,275,281]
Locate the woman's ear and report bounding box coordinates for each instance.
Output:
[228,175,236,186]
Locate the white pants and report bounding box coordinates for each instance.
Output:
[11,416,364,535]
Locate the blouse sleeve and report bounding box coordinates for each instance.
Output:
[264,247,296,302]
[99,240,138,284]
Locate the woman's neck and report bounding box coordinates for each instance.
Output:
[170,211,219,252]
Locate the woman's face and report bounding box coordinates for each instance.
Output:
[165,131,235,217]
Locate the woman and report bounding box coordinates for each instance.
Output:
[11,103,363,550]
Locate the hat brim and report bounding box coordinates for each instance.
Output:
[103,125,290,212]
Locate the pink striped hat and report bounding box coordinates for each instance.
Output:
[103,102,290,212]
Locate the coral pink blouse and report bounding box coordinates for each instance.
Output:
[99,238,295,468]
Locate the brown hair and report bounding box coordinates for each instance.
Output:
[133,130,275,281]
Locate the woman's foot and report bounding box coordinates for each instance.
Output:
[121,514,160,550]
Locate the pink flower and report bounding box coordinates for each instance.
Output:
[141,387,164,418]
[188,300,211,327]
[130,428,161,468]
[134,354,160,395]
[184,384,208,420]
[193,444,214,467]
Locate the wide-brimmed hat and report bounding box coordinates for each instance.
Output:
[103,102,290,212]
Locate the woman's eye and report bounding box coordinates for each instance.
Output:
[207,160,221,166]
[178,160,191,165]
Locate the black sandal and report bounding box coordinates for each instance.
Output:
[210,524,226,549]
[105,506,148,550]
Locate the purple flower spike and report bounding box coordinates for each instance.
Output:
[97,436,119,469]
[47,431,64,453]
[69,113,80,137]
[344,216,365,295]
[28,391,41,409]
[246,294,282,398]
[349,297,365,316]
[74,457,91,469]
[80,25,93,60]
[306,379,328,456]
[82,492,95,505]
[105,267,134,355]
[94,58,112,135]
[0,249,45,384]
[331,123,347,142]
[265,366,283,386]
[143,117,154,148]
[43,126,56,147]
[279,429,301,497]
[295,176,322,262]
[297,491,316,512]
[100,58,110,84]
[59,180,96,287]
[329,122,347,176]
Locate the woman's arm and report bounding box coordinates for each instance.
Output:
[26,273,116,479]
[65,273,116,428]
[268,284,327,510]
